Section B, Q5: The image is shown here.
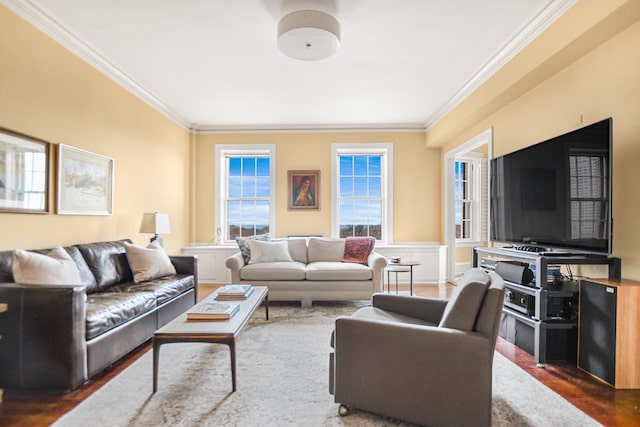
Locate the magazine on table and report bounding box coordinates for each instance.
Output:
[186,302,240,320]
[216,284,254,300]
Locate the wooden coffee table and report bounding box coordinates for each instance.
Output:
[152,285,268,392]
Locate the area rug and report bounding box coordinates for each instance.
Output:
[53,303,600,427]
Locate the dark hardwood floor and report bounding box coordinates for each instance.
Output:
[1,283,639,426]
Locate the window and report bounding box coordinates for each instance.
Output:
[332,143,393,242]
[215,145,276,242]
[454,153,486,243]
[569,154,609,240]
[454,160,472,240]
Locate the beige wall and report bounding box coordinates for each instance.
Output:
[432,1,640,279]
[0,6,192,254]
[194,132,440,243]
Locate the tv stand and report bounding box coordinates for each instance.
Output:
[473,246,621,365]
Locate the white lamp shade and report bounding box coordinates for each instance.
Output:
[278,10,340,60]
[140,212,171,235]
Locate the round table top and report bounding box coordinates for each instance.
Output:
[387,261,421,266]
[384,265,411,272]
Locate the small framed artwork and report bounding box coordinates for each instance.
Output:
[0,127,50,214]
[288,170,320,210]
[57,144,114,215]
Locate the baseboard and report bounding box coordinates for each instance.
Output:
[455,262,472,276]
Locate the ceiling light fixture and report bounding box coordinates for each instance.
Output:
[277,10,340,61]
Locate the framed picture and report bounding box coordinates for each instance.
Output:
[0,128,50,214]
[288,170,320,210]
[57,144,114,215]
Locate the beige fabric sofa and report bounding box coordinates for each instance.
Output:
[225,237,388,307]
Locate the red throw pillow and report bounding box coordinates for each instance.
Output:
[342,237,376,264]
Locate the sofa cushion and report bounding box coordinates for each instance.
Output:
[65,246,98,289]
[235,234,270,264]
[330,306,436,348]
[85,291,156,339]
[307,237,345,263]
[12,246,83,286]
[240,261,306,281]
[273,238,308,264]
[247,240,294,264]
[306,261,373,281]
[124,241,177,283]
[77,240,134,293]
[111,274,195,305]
[342,236,375,264]
[439,268,490,331]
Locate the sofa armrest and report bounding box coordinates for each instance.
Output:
[372,292,448,324]
[170,255,198,278]
[0,283,87,390]
[367,252,388,292]
[225,252,246,283]
[367,251,388,269]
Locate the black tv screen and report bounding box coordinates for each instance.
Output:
[490,118,612,255]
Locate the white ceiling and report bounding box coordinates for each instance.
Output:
[5,0,575,132]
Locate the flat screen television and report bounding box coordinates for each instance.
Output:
[490,118,612,255]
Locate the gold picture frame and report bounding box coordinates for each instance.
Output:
[0,127,50,214]
[288,170,320,210]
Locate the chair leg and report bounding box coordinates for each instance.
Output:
[338,404,349,416]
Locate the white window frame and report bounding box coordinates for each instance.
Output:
[444,128,492,282]
[214,144,276,244]
[331,143,393,243]
[454,153,484,244]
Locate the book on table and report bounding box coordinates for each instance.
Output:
[186,302,240,320]
[216,284,254,300]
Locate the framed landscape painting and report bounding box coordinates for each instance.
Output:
[57,144,114,215]
[288,170,320,210]
[0,128,50,214]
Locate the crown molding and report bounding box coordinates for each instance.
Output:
[193,123,427,134]
[423,0,577,130]
[4,0,192,130]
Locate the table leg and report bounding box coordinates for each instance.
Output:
[152,338,161,392]
[229,338,237,392]
[410,266,414,296]
[265,293,269,320]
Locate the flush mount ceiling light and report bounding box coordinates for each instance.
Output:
[277,10,340,61]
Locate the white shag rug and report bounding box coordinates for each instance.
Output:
[53,303,600,427]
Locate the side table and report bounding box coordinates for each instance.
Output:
[384,261,421,295]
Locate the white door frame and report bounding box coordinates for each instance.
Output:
[444,128,493,282]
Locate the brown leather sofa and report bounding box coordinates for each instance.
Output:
[0,239,197,391]
[329,268,505,426]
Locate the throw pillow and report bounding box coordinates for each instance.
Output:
[124,240,177,283]
[307,237,345,262]
[12,246,83,286]
[235,234,270,264]
[247,240,294,264]
[342,236,376,264]
[439,268,490,331]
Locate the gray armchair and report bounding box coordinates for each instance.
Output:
[329,268,505,427]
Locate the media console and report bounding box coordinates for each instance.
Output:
[472,246,621,365]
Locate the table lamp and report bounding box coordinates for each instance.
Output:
[139,212,170,246]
